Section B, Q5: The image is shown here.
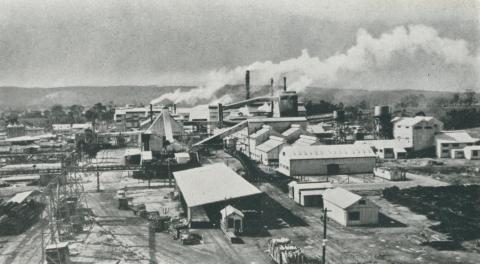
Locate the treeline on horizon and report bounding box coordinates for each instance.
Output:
[1,90,480,131]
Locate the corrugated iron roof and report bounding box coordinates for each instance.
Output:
[8,190,39,204]
[392,116,441,127]
[435,130,479,143]
[220,205,244,218]
[282,144,376,160]
[256,136,285,152]
[323,188,362,209]
[173,163,261,208]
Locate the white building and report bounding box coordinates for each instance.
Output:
[173,163,262,223]
[278,144,376,177]
[114,106,165,130]
[434,130,480,158]
[249,125,272,161]
[288,181,332,206]
[463,146,480,160]
[52,123,92,134]
[52,124,72,134]
[174,152,191,164]
[354,139,408,159]
[323,188,379,226]
[281,124,303,143]
[392,116,443,151]
[255,136,286,165]
[291,135,319,146]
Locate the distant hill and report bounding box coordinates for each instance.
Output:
[300,87,454,106]
[0,85,456,111]
[0,86,194,110]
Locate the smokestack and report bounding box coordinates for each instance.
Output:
[173,104,177,114]
[270,78,274,96]
[149,104,153,124]
[283,77,287,92]
[218,103,223,128]
[245,70,250,100]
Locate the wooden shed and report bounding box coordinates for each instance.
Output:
[220,205,244,234]
[323,188,379,226]
[288,181,332,207]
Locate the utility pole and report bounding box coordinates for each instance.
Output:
[96,171,100,192]
[322,208,329,264]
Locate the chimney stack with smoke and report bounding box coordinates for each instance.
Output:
[270,78,274,96]
[283,77,287,92]
[245,70,250,100]
[149,104,154,124]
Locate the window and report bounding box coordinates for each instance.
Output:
[425,126,433,129]
[406,126,410,129]
[414,126,422,129]
[441,143,449,148]
[442,149,449,153]
[282,152,285,156]
[358,200,366,205]
[397,125,401,128]
[473,150,479,156]
[452,143,459,147]
[348,211,360,221]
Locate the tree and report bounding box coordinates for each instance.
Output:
[50,104,66,123]
[68,105,85,123]
[462,89,477,106]
[76,128,101,158]
[396,94,425,108]
[116,134,126,147]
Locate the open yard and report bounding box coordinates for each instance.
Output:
[2,149,480,263]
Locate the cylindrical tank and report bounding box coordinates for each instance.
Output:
[374,106,390,117]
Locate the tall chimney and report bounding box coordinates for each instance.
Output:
[218,103,223,128]
[149,104,154,124]
[245,70,250,100]
[270,78,274,96]
[283,77,287,92]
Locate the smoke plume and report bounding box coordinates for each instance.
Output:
[151,24,476,105]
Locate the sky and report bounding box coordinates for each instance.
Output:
[0,0,478,94]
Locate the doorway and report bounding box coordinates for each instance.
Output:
[326,164,340,175]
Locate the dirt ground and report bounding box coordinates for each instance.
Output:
[2,148,480,263]
[382,158,480,185]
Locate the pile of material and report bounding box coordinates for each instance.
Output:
[268,238,306,264]
[0,198,44,235]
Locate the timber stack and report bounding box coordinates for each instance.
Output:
[0,198,44,235]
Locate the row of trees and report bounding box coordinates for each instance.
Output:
[2,102,115,126]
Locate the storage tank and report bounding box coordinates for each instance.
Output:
[277,91,298,117]
[374,106,390,117]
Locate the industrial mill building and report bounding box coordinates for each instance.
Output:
[277,144,376,177]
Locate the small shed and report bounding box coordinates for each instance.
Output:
[141,151,153,164]
[45,241,70,264]
[174,152,191,164]
[220,205,244,234]
[463,146,480,160]
[373,167,406,181]
[323,188,379,226]
[288,181,332,206]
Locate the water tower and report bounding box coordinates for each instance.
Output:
[333,109,346,143]
[373,106,392,139]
